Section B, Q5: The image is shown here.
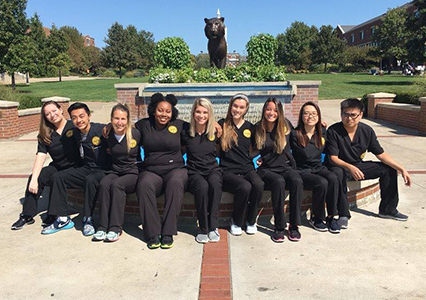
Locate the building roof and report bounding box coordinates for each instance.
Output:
[338,25,355,33]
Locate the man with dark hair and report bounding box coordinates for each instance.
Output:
[41,102,110,235]
[324,98,411,229]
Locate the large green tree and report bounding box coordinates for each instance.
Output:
[0,0,29,88]
[276,22,317,69]
[60,26,86,73]
[47,25,70,82]
[311,25,346,72]
[28,13,48,77]
[406,0,426,63]
[137,30,155,71]
[82,46,101,74]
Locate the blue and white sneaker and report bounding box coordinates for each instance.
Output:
[92,230,107,241]
[105,231,120,242]
[83,216,95,236]
[41,217,74,235]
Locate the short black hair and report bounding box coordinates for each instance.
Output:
[340,98,364,114]
[147,93,179,121]
[68,102,90,116]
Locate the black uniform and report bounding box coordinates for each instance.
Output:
[97,128,141,233]
[219,119,264,227]
[48,122,110,217]
[135,118,188,240]
[183,130,222,234]
[256,124,302,230]
[290,129,338,221]
[22,120,80,217]
[324,122,398,217]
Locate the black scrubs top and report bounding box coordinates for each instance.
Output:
[182,131,220,176]
[135,118,188,176]
[37,120,80,170]
[74,122,111,170]
[218,119,255,175]
[256,123,296,173]
[324,122,384,165]
[290,128,326,173]
[107,127,141,175]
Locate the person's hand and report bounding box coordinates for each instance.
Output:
[256,158,263,167]
[214,122,223,138]
[348,165,364,181]
[321,121,328,128]
[401,169,412,187]
[28,180,38,194]
[102,123,112,138]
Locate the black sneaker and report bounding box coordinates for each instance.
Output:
[147,235,161,249]
[42,215,57,228]
[271,230,285,243]
[11,214,35,230]
[309,218,328,232]
[161,235,174,249]
[378,211,408,221]
[327,217,341,234]
[337,216,349,229]
[287,226,301,242]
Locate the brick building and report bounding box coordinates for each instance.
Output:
[83,35,95,47]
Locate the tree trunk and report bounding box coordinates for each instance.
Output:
[119,67,122,79]
[26,73,29,84]
[324,62,328,73]
[59,68,62,82]
[11,73,16,90]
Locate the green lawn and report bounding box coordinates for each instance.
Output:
[12,73,424,103]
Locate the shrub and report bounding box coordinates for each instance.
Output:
[148,67,176,83]
[0,85,41,109]
[394,92,421,105]
[124,70,143,78]
[175,68,193,83]
[99,69,117,77]
[193,68,228,83]
[154,37,191,69]
[18,96,42,109]
[254,65,286,82]
[246,33,277,67]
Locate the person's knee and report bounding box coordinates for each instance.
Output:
[252,178,264,192]
[236,180,251,196]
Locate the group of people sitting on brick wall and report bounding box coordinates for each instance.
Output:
[11,93,412,249]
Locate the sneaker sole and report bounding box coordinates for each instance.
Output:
[147,243,161,249]
[271,237,285,243]
[160,244,173,249]
[288,236,301,242]
[208,238,220,243]
[328,229,341,234]
[92,237,106,242]
[41,221,74,235]
[378,213,408,221]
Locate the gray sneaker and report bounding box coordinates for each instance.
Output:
[196,233,209,244]
[337,216,349,229]
[83,216,95,236]
[208,229,220,242]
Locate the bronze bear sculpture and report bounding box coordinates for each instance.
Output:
[204,17,227,69]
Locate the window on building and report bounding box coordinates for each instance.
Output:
[351,34,354,43]
[360,31,364,40]
[371,26,375,36]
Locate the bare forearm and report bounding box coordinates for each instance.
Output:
[31,153,47,182]
[376,152,406,172]
[329,155,353,171]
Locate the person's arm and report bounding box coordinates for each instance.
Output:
[214,122,222,138]
[28,153,47,194]
[376,152,412,187]
[329,155,365,181]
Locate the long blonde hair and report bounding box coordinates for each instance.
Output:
[255,97,290,154]
[189,98,216,139]
[221,94,250,152]
[111,103,133,153]
[38,101,63,145]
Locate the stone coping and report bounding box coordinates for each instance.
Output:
[377,103,420,111]
[347,178,379,192]
[367,92,396,99]
[18,107,40,116]
[287,80,321,86]
[41,96,70,103]
[0,100,19,108]
[419,97,426,103]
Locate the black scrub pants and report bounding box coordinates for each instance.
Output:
[258,168,303,230]
[137,168,188,240]
[48,166,106,217]
[97,173,138,233]
[299,168,339,221]
[222,170,264,227]
[22,165,58,217]
[329,161,399,218]
[187,169,223,234]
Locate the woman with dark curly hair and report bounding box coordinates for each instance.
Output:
[135,93,189,249]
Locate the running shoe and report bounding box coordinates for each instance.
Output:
[287,225,301,242]
[161,235,174,249]
[147,235,161,249]
[378,211,408,221]
[271,230,285,243]
[41,217,74,235]
[230,219,242,236]
[83,216,95,236]
[11,214,35,230]
[92,230,107,241]
[309,218,328,232]
[195,233,208,244]
[208,229,220,242]
[245,222,258,235]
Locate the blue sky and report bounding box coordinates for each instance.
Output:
[26,0,409,55]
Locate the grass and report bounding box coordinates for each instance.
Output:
[6,73,425,106]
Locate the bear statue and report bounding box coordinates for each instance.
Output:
[204,17,227,69]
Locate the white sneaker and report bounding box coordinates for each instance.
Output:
[245,222,258,235]
[230,220,242,236]
[195,233,209,244]
[208,229,220,242]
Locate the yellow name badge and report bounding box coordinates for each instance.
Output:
[360,152,366,160]
[243,129,251,139]
[66,130,73,138]
[168,125,178,134]
[208,135,215,142]
[130,139,137,148]
[92,136,101,146]
[321,137,326,146]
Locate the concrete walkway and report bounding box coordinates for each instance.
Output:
[1,100,425,300]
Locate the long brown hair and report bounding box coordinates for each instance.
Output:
[38,101,62,145]
[221,94,249,152]
[295,101,323,149]
[111,103,133,153]
[255,97,290,154]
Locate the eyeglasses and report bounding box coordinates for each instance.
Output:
[342,112,361,119]
[303,112,318,117]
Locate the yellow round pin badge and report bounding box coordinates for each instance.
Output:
[321,137,326,146]
[208,135,215,142]
[360,152,366,160]
[92,136,101,146]
[130,139,137,148]
[66,130,73,138]
[243,129,251,138]
[168,125,178,134]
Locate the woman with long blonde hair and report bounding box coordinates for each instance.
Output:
[219,94,264,236]
[183,98,222,243]
[11,101,80,230]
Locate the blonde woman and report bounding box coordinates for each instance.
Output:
[219,94,264,236]
[183,98,222,243]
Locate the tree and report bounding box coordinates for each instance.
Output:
[47,25,70,82]
[341,46,380,71]
[311,25,346,72]
[60,26,85,74]
[195,53,210,69]
[136,30,155,71]
[0,0,29,88]
[246,33,277,67]
[276,22,317,69]
[103,23,127,78]
[406,0,426,64]
[373,8,408,65]
[28,13,48,77]
[82,46,101,74]
[154,37,191,69]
